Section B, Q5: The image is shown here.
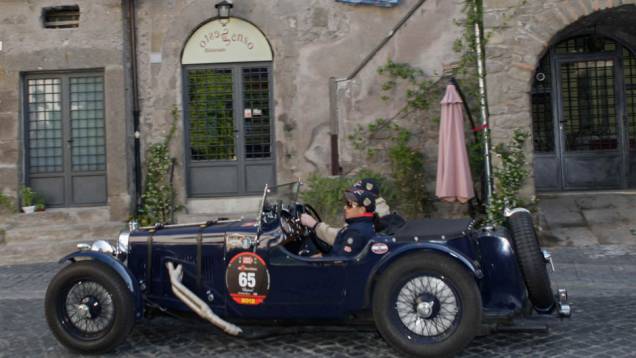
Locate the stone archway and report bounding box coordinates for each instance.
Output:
[483,1,636,196]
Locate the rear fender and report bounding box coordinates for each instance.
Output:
[59,251,144,320]
[364,243,482,307]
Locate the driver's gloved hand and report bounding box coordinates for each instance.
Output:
[300,213,318,229]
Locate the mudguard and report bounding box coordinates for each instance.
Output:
[364,242,482,306]
[59,251,144,320]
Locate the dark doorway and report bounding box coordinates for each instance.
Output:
[532,34,636,191]
[24,72,108,207]
[183,63,275,197]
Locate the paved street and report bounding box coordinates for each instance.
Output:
[2,246,636,357]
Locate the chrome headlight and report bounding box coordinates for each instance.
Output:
[117,230,130,254]
[91,240,115,254]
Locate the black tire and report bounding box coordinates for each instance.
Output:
[373,252,481,358]
[45,261,135,353]
[507,210,555,312]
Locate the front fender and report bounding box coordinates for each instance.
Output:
[364,242,482,307]
[59,251,144,320]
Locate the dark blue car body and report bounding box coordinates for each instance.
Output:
[51,182,569,357]
[64,216,527,322]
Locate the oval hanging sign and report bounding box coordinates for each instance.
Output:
[225,252,270,305]
[182,18,273,64]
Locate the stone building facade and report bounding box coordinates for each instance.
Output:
[0,0,634,221]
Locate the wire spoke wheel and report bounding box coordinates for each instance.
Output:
[45,261,135,353]
[63,281,115,337]
[373,252,481,358]
[395,276,459,337]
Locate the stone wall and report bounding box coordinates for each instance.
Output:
[133,0,464,206]
[483,0,636,198]
[336,0,463,186]
[0,0,132,220]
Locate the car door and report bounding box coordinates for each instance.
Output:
[224,244,348,320]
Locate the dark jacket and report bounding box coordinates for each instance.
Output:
[332,214,375,256]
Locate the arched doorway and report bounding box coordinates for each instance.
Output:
[181,18,275,197]
[532,34,636,191]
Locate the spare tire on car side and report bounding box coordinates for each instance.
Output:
[507,209,555,312]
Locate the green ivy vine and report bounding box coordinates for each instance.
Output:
[486,130,530,225]
[348,60,433,218]
[137,107,179,226]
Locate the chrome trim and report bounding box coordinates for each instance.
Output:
[128,220,139,232]
[128,234,225,244]
[504,207,531,218]
[117,231,130,254]
[558,303,571,317]
[90,240,115,254]
[77,243,91,251]
[416,301,435,319]
[166,262,242,335]
[543,250,555,271]
[557,288,571,317]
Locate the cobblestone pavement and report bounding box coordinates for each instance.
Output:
[2,246,636,357]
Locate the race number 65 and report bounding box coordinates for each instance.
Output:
[239,272,256,288]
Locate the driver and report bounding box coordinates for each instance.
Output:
[300,187,376,256]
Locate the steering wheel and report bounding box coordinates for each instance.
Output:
[279,210,304,242]
[302,203,322,228]
[302,204,332,254]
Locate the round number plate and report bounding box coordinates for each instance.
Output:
[225,252,270,305]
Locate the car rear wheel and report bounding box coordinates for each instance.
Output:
[507,210,555,312]
[45,261,134,353]
[373,252,481,358]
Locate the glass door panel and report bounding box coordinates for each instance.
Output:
[188,68,236,161]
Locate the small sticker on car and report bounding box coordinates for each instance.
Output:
[225,252,270,305]
[371,243,389,255]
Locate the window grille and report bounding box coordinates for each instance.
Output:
[560,60,617,151]
[43,5,79,29]
[243,67,271,159]
[27,79,63,173]
[624,48,636,151]
[70,76,106,171]
[555,35,615,54]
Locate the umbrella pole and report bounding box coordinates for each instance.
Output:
[473,0,494,210]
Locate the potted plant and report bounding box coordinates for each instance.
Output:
[34,192,46,212]
[20,186,36,214]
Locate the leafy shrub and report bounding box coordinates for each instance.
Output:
[486,130,530,225]
[138,107,179,225]
[301,169,399,226]
[0,192,17,214]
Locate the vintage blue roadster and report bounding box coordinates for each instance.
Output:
[45,180,570,357]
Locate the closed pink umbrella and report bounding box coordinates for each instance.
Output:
[436,84,474,203]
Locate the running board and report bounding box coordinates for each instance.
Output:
[166,262,242,336]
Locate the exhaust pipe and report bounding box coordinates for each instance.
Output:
[166,262,242,335]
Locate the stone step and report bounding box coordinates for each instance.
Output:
[0,206,112,228]
[3,222,125,244]
[0,238,101,266]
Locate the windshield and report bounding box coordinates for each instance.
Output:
[256,180,302,231]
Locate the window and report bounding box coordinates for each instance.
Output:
[42,5,80,29]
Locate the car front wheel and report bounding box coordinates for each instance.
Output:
[373,252,481,358]
[45,261,135,353]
